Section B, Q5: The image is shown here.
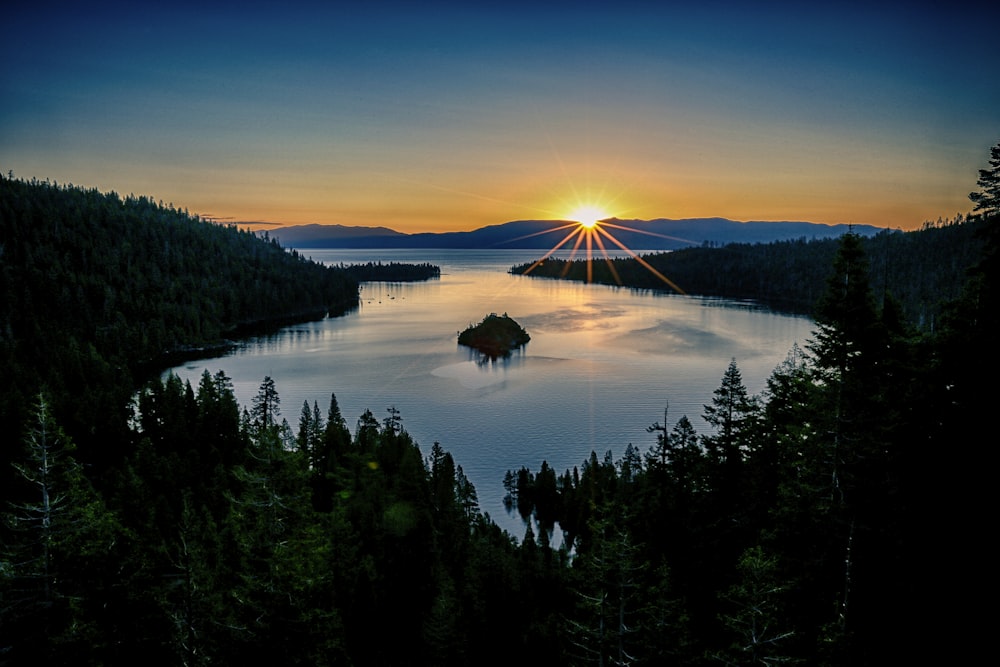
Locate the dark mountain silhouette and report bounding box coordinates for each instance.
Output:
[269,217,883,250]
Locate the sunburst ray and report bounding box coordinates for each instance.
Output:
[516,217,688,295]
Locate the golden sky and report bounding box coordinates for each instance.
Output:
[2,3,997,232]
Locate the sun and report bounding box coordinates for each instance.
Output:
[567,205,609,229]
[510,199,687,294]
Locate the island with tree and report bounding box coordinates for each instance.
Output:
[457,312,530,357]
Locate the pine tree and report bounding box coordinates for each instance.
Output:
[565,511,644,666]
[323,392,351,461]
[702,358,759,532]
[969,141,1000,217]
[428,442,458,518]
[502,469,518,513]
[228,378,315,659]
[166,494,229,666]
[916,152,1000,664]
[702,358,758,472]
[1,393,121,662]
[250,375,280,433]
[809,232,881,392]
[195,369,243,472]
[645,402,673,469]
[302,392,352,513]
[669,415,705,497]
[644,404,704,497]
[455,464,479,524]
[716,546,797,666]
[296,399,325,467]
[787,232,903,662]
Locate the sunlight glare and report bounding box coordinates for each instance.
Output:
[568,205,609,229]
[513,201,688,295]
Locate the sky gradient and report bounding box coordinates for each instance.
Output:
[3,2,997,232]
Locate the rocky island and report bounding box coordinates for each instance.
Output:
[458,312,530,358]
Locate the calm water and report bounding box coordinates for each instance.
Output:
[167,249,814,537]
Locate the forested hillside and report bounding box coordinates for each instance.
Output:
[512,217,985,327]
[0,175,358,471]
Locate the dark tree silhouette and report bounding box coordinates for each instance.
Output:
[969,141,1000,217]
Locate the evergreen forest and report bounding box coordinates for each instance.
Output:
[0,175,359,481]
[1,154,999,666]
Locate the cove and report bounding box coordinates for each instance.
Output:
[166,248,815,537]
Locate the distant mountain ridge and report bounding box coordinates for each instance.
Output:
[268,217,882,250]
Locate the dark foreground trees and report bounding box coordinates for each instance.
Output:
[1,373,560,665]
[1,394,123,661]
[1,219,992,663]
[504,226,991,664]
[969,141,1000,217]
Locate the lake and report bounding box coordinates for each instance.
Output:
[167,248,814,538]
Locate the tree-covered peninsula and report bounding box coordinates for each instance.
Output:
[511,216,986,327]
[0,174,358,471]
[457,312,530,357]
[340,260,441,282]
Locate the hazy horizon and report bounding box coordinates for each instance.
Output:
[248,215,882,235]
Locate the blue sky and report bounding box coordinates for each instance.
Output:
[2,2,997,231]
